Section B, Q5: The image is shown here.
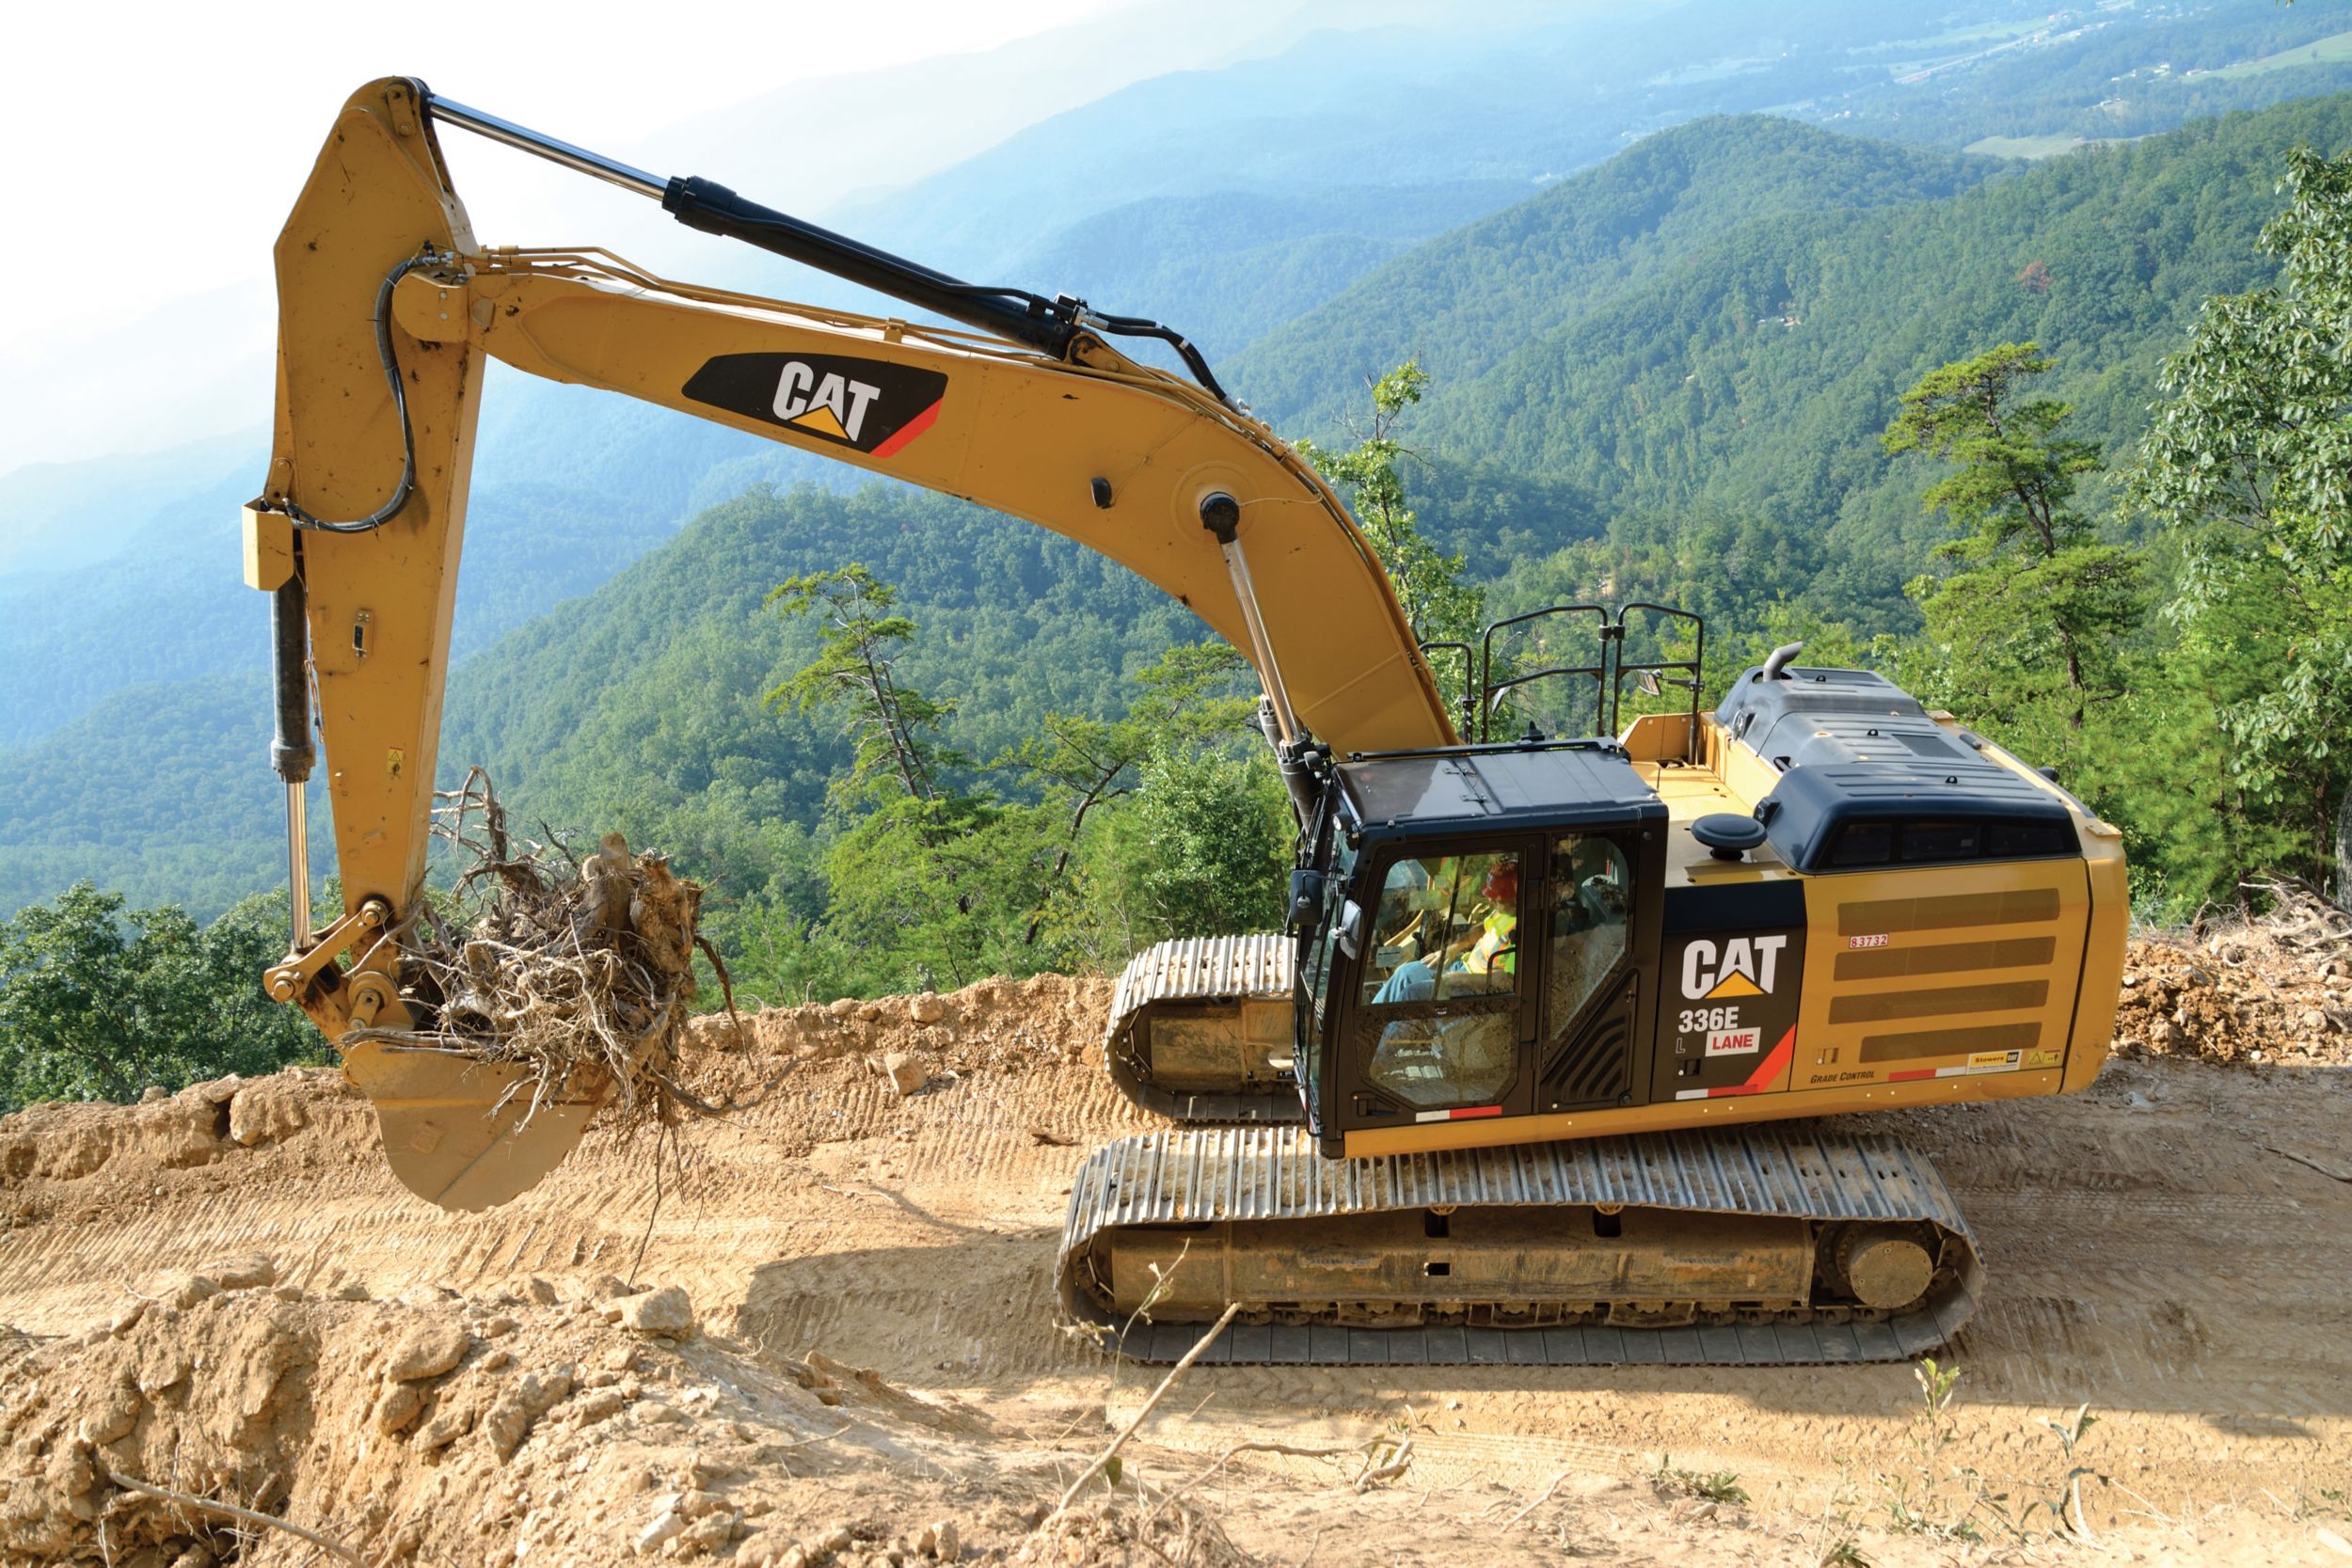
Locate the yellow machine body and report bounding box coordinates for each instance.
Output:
[248,79,2124,1281]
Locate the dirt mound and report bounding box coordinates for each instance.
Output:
[2117,890,2352,1066]
[0,1262,1050,1567]
[682,973,1112,1099]
[0,972,1112,1238]
[6,941,2351,1567]
[1013,1495,1258,1568]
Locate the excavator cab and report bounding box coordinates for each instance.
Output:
[1294,740,1668,1156]
[1291,603,1702,1152]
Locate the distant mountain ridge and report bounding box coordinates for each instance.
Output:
[12,0,2352,916]
[1225,116,1997,429]
[1407,94,2352,612]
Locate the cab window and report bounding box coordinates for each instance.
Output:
[1548,834,1630,1036]
[1359,852,1521,1005]
[1356,850,1521,1109]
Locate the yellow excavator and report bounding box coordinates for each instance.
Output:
[247,79,2126,1367]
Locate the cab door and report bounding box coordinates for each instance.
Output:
[1340,841,1539,1131]
[1535,831,1645,1111]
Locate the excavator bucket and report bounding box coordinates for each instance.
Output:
[341,1043,608,1212]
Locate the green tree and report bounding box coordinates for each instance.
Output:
[1057,742,1292,962]
[765,563,1049,991]
[0,883,322,1111]
[764,564,965,811]
[1883,343,2142,746]
[1296,361,1485,645]
[2133,147,2352,896]
[1001,642,1257,944]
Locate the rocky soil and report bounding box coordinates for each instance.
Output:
[3,933,2348,1567]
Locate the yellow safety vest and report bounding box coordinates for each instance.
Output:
[1461,911,1518,976]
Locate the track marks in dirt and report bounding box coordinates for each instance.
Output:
[5,975,2351,1535]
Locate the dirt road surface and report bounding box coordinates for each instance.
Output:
[4,964,2349,1565]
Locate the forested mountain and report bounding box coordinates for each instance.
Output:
[439,486,1212,934]
[0,675,330,920]
[8,2,2352,927]
[1227,117,1997,431]
[9,1,2348,765]
[0,433,252,576]
[0,469,671,749]
[1416,95,2352,621]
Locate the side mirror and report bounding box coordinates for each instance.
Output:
[1633,669,1662,698]
[1285,869,1328,935]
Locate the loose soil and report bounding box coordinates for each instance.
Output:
[4,943,2349,1567]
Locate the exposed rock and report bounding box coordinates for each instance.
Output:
[636,1505,689,1556]
[131,1090,226,1168]
[878,1053,930,1098]
[411,1403,476,1451]
[570,1388,628,1427]
[228,1079,310,1147]
[146,1271,220,1311]
[200,1253,277,1291]
[79,1374,143,1445]
[373,1382,427,1433]
[384,1319,471,1381]
[485,1368,574,1460]
[909,991,948,1025]
[617,1285,696,1338]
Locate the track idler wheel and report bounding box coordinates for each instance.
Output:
[1833,1224,1937,1310]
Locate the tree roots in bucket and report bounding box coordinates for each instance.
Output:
[344,769,734,1132]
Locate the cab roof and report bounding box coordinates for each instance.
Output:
[1339,743,1665,842]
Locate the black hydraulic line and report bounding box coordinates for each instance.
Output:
[659,176,1079,359]
[270,251,447,534]
[424,93,1232,403]
[1078,309,1230,403]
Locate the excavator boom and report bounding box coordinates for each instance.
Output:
[250,81,2123,1368]
[249,79,1451,1207]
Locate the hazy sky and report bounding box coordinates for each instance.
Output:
[0,0,1141,469]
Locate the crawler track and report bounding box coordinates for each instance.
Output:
[1103,936,1304,1124]
[1057,1123,1979,1365]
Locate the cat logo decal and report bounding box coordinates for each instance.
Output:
[682,353,946,458]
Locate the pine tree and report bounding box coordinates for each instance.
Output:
[1883,343,2142,749]
[1295,361,1485,646]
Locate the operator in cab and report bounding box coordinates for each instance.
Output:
[1370,856,1519,1003]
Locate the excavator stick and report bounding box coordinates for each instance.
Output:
[244,79,620,1210]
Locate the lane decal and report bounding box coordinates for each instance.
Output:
[1705,1026,1763,1057]
[1675,1025,1795,1100]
